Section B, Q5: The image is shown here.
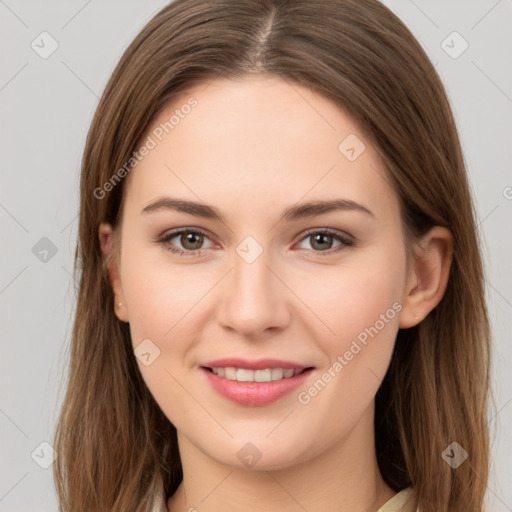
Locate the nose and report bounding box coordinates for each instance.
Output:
[216,247,291,339]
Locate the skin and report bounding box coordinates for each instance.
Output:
[99,75,452,512]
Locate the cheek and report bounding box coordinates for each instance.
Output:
[291,253,405,436]
[120,249,208,420]
[294,256,405,349]
[120,248,220,410]
[333,270,402,345]
[290,253,404,406]
[121,241,210,342]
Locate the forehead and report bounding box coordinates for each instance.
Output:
[123,75,399,222]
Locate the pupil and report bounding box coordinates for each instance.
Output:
[183,232,203,250]
[312,234,332,250]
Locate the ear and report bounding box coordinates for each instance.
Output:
[399,226,453,328]
[99,222,129,323]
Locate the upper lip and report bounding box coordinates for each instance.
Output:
[200,358,313,371]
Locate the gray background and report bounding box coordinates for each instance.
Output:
[1,1,511,510]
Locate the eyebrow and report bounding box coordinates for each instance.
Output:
[140,196,375,222]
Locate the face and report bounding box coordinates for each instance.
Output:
[103,75,412,470]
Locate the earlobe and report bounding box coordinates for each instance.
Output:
[399,226,453,329]
[98,222,129,323]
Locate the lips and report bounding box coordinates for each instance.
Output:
[201,358,310,371]
[199,357,315,406]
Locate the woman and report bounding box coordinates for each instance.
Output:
[53,1,492,511]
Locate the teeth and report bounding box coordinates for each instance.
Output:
[236,368,254,382]
[254,369,271,382]
[271,368,283,380]
[210,367,304,382]
[224,367,237,380]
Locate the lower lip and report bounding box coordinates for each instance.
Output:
[200,367,314,406]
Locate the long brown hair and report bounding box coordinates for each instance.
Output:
[53,1,493,510]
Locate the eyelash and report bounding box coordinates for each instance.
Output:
[156,227,354,257]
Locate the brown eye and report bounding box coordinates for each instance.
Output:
[310,233,335,251]
[296,229,354,255]
[179,231,204,250]
[158,228,214,256]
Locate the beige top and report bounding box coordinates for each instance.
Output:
[153,485,416,512]
[377,487,416,512]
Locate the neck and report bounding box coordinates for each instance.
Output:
[167,402,395,512]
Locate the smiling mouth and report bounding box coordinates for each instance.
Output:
[202,366,314,383]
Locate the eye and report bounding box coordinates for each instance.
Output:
[157,228,214,257]
[156,227,354,257]
[295,228,354,255]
